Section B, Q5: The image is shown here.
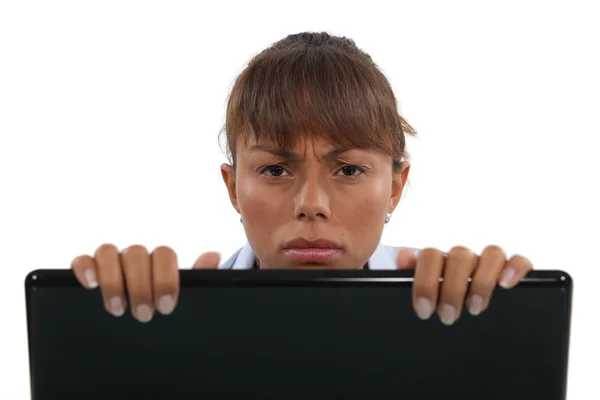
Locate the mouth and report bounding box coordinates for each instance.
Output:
[282,238,344,264]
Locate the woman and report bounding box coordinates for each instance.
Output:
[70,32,533,326]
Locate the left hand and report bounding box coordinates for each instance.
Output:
[396,245,534,326]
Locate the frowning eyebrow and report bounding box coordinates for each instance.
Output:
[250,145,355,160]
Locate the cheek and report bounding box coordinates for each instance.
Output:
[236,179,283,226]
[336,180,391,225]
[334,180,390,263]
[236,179,288,266]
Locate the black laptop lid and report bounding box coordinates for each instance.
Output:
[25,269,572,400]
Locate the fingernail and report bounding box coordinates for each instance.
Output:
[109,296,124,317]
[469,295,484,316]
[416,297,433,320]
[136,304,153,323]
[440,304,457,326]
[157,295,174,315]
[84,268,98,288]
[499,268,516,288]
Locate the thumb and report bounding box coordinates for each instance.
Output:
[396,248,418,270]
[192,251,221,269]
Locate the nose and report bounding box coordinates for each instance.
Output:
[293,172,331,221]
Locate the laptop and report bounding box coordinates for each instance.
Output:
[25,269,572,399]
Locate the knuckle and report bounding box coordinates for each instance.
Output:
[121,245,152,273]
[71,255,89,269]
[449,245,473,258]
[152,246,177,266]
[153,245,174,255]
[511,254,533,270]
[95,243,118,257]
[418,248,445,266]
[484,244,506,259]
[122,257,148,272]
[123,244,148,255]
[420,247,442,258]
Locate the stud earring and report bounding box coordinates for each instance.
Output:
[385,213,392,224]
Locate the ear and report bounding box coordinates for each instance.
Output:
[220,163,240,214]
[388,161,410,213]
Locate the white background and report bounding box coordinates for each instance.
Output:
[1,0,598,398]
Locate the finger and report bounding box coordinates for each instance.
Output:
[498,254,534,289]
[412,248,445,321]
[467,245,506,316]
[71,255,99,289]
[151,246,179,315]
[396,248,418,270]
[94,243,126,317]
[121,244,154,323]
[192,252,221,269]
[438,246,478,325]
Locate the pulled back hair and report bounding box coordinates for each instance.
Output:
[221,31,416,172]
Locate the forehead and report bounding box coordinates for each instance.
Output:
[238,136,377,163]
[237,134,390,166]
[249,134,340,149]
[237,131,364,153]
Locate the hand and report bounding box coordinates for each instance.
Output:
[71,244,221,323]
[396,245,534,326]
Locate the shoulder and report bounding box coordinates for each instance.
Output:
[380,244,422,258]
[218,248,242,270]
[368,243,421,270]
[218,243,256,270]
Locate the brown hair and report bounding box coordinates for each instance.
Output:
[221,31,416,172]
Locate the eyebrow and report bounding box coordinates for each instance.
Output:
[250,145,355,160]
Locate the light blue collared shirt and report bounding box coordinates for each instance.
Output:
[218,243,421,270]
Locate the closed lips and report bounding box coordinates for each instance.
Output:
[282,239,344,263]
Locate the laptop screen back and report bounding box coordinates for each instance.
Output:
[26,270,572,400]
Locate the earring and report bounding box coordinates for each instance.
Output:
[385,213,392,224]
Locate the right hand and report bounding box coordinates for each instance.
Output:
[71,244,221,323]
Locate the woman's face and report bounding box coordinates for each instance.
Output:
[221,135,410,269]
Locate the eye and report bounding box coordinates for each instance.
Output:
[260,165,289,177]
[336,165,365,177]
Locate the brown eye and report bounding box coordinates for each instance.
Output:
[337,165,364,177]
[260,165,287,177]
[269,166,284,176]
